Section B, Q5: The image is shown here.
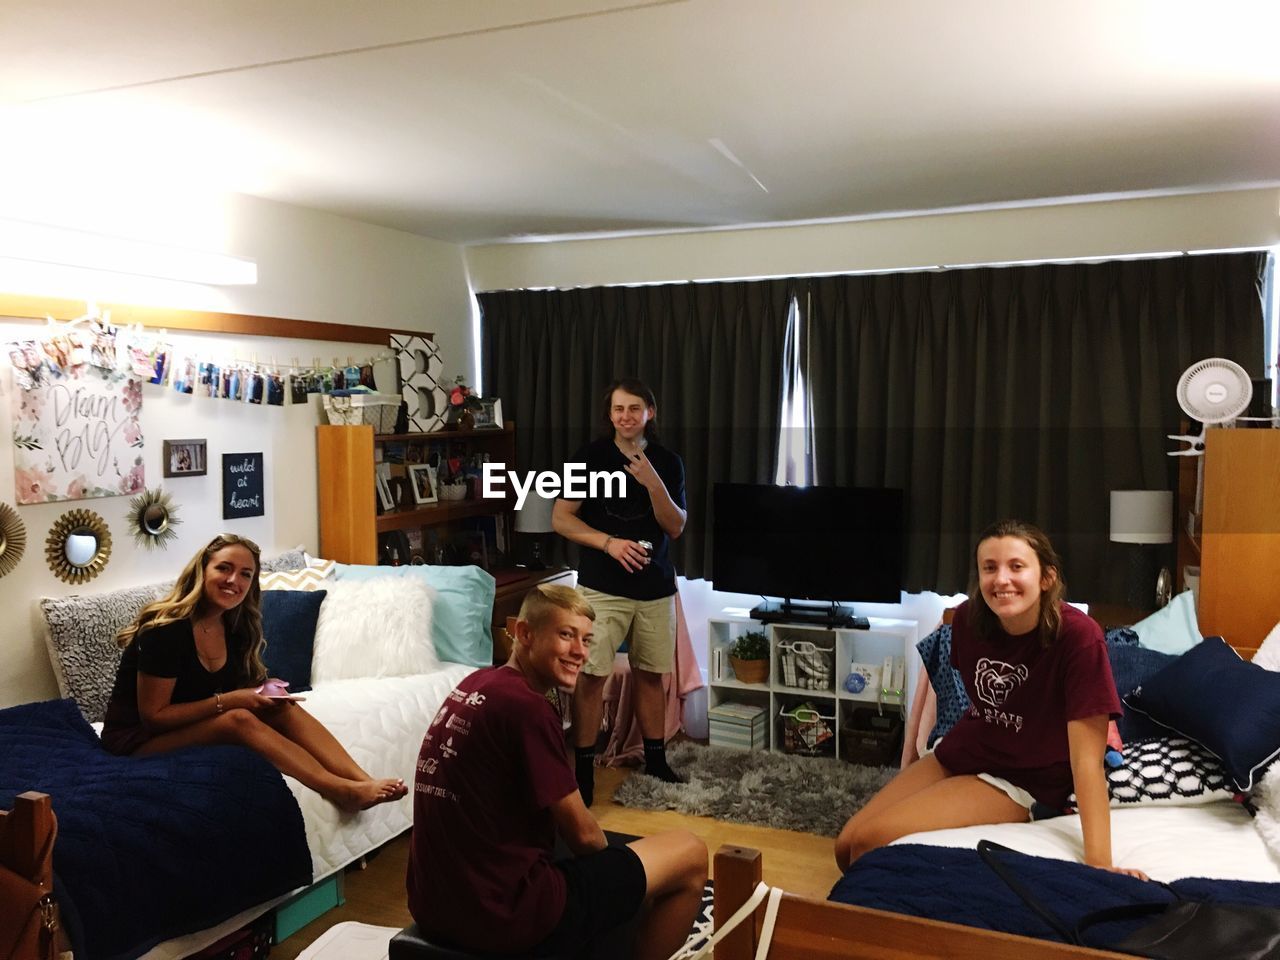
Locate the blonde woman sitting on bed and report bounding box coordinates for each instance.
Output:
[101,533,407,813]
[835,519,1147,880]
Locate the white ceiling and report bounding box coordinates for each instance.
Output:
[3,0,1279,245]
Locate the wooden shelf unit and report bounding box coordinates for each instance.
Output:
[317,422,517,565]
[1198,428,1280,657]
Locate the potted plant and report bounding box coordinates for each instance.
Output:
[729,630,769,684]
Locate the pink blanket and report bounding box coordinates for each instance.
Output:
[595,591,705,766]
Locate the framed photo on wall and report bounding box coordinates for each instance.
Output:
[408,463,438,505]
[163,439,208,477]
[473,397,503,429]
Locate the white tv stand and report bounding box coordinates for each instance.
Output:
[707,614,919,758]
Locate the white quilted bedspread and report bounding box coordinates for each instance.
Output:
[898,802,1280,883]
[138,662,477,960]
[289,663,478,880]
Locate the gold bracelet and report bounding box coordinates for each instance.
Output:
[603,536,613,553]
[215,691,223,715]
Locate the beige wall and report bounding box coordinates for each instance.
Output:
[0,193,476,707]
[466,187,1280,292]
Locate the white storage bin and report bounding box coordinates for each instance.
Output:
[322,393,400,432]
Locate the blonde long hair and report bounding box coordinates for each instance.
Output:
[117,533,267,684]
[967,519,1065,650]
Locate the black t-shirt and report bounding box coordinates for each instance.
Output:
[562,437,685,601]
[102,618,249,750]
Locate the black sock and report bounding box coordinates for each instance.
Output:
[575,746,596,806]
[643,738,685,783]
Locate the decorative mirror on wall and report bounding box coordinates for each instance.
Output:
[127,487,181,549]
[0,502,27,578]
[45,509,112,584]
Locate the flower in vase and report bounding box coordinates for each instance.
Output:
[445,375,484,422]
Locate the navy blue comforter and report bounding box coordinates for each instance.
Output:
[830,843,1280,950]
[0,699,311,960]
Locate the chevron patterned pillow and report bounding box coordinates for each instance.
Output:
[260,559,336,591]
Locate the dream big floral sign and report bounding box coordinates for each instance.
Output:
[12,366,145,504]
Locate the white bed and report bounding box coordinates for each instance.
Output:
[896,800,1280,884]
[137,663,477,960]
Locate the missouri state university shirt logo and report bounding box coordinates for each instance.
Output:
[973,658,1028,732]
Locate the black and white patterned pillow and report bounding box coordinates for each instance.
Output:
[40,582,172,724]
[1071,736,1234,808]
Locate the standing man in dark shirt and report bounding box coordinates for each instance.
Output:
[406,585,707,958]
[553,378,687,806]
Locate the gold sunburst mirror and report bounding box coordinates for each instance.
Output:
[127,487,180,549]
[45,509,112,584]
[0,502,26,578]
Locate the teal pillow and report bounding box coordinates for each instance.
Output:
[333,564,494,667]
[1130,590,1202,656]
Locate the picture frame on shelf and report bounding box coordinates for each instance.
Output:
[162,439,207,477]
[474,397,503,429]
[408,463,438,505]
[376,474,395,513]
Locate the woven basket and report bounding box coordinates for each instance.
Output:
[730,655,768,685]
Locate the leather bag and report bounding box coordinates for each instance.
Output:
[0,799,58,960]
[1078,900,1280,960]
[979,839,1280,960]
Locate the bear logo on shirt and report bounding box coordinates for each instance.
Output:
[974,658,1028,707]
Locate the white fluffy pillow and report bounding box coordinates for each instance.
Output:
[310,577,438,682]
[1252,620,1280,671]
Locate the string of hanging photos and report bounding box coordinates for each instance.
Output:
[5,304,394,406]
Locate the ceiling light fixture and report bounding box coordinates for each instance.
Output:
[0,218,256,286]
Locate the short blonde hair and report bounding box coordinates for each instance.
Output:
[519,584,595,632]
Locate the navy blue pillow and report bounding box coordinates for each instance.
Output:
[1107,643,1177,742]
[917,625,971,747]
[260,589,326,692]
[1104,626,1140,647]
[1124,637,1280,791]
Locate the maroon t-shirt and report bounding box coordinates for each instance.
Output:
[933,601,1121,807]
[406,666,578,954]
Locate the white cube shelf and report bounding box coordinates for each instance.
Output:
[706,614,919,759]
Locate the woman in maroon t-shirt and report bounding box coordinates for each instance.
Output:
[835,520,1146,880]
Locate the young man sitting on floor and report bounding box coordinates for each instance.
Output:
[406,584,707,959]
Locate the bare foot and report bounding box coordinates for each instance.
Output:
[332,778,406,813]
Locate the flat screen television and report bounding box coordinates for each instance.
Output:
[711,483,904,626]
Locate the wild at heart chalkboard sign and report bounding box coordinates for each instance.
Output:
[222,452,265,519]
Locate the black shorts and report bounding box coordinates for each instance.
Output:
[531,845,647,957]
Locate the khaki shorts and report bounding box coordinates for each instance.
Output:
[579,587,676,676]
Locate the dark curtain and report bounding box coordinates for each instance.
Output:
[806,253,1267,603]
[479,280,793,578]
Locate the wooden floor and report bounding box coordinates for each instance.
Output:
[272,762,843,958]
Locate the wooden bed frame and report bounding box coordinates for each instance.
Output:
[711,844,1131,960]
[0,791,65,956]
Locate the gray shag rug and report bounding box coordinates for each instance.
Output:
[613,741,896,837]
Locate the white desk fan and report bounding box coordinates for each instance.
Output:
[1167,357,1253,523]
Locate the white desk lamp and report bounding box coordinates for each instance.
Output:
[1109,489,1174,608]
